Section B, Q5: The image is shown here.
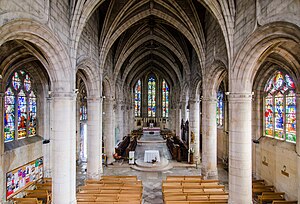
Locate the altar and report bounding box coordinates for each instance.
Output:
[144,150,160,163]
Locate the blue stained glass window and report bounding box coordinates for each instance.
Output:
[148,75,156,117]
[217,90,224,126]
[4,70,37,142]
[18,89,27,139]
[29,91,37,136]
[135,79,141,117]
[264,71,296,143]
[4,88,15,142]
[162,79,169,118]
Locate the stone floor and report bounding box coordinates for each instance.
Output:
[76,133,230,204]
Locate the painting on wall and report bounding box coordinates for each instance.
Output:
[6,157,43,199]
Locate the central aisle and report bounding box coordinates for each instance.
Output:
[135,132,172,161]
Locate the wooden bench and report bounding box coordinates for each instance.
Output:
[258,192,285,204]
[13,198,43,204]
[272,201,298,204]
[24,189,51,204]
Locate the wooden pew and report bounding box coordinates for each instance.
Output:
[24,189,51,204]
[258,192,285,204]
[272,201,298,204]
[13,198,42,204]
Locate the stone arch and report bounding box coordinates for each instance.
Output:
[203,60,227,97]
[76,58,101,98]
[231,22,300,92]
[0,19,72,92]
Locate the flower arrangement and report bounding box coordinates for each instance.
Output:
[188,148,195,154]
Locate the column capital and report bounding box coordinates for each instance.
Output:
[228,92,252,101]
[202,97,217,102]
[50,91,77,99]
[87,96,102,102]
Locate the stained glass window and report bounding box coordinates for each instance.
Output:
[148,75,156,117]
[286,90,296,142]
[264,71,296,143]
[135,79,141,117]
[29,91,37,136]
[4,88,15,142]
[162,79,169,118]
[4,70,37,142]
[79,90,87,121]
[217,90,224,126]
[80,106,87,121]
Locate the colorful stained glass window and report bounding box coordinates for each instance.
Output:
[4,88,15,142]
[80,106,87,121]
[265,93,273,136]
[18,90,27,139]
[286,90,296,142]
[264,71,296,143]
[4,70,37,142]
[217,90,224,126]
[148,75,156,117]
[162,79,169,118]
[12,72,21,90]
[29,91,37,136]
[24,74,31,91]
[274,92,284,139]
[135,79,141,117]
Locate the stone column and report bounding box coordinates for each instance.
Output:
[181,100,187,122]
[201,97,218,178]
[176,103,182,137]
[51,92,76,204]
[189,99,200,163]
[228,93,252,204]
[296,93,300,204]
[43,96,52,177]
[103,99,114,164]
[117,101,124,142]
[0,93,5,201]
[87,97,103,179]
[75,97,81,163]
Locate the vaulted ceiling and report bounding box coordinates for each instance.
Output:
[89,0,213,89]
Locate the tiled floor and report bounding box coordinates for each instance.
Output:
[76,133,229,204]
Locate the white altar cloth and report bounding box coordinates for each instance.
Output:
[144,150,160,163]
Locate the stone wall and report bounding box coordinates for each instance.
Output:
[77,9,100,62]
[204,11,228,69]
[1,140,43,201]
[256,138,297,201]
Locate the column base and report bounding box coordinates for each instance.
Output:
[87,172,101,180]
[201,167,218,179]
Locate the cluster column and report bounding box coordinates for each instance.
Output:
[228,93,252,203]
[87,97,103,179]
[175,102,182,137]
[201,97,218,178]
[51,92,76,204]
[189,99,200,163]
[103,99,115,164]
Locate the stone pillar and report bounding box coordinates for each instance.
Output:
[296,93,300,204]
[181,100,187,122]
[228,93,252,204]
[189,100,200,163]
[75,97,81,163]
[176,103,181,137]
[103,99,114,164]
[43,96,52,177]
[87,97,103,179]
[201,97,218,178]
[116,101,124,143]
[0,93,5,202]
[51,92,76,204]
